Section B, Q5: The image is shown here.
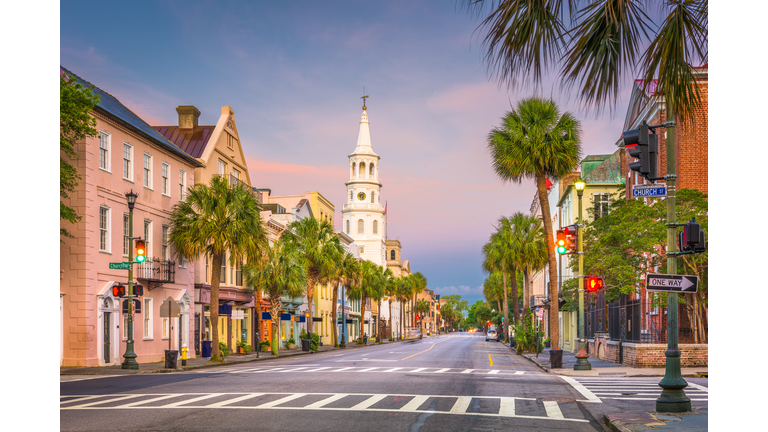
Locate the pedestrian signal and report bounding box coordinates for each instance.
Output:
[112,284,126,297]
[585,277,604,292]
[135,240,146,263]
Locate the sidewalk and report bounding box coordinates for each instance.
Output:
[516,346,708,431]
[60,338,401,376]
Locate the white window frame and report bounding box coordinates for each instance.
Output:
[162,317,169,340]
[99,130,111,172]
[99,205,110,253]
[219,159,227,176]
[123,143,133,181]
[232,168,240,181]
[179,169,187,200]
[123,213,130,257]
[161,162,170,196]
[144,219,152,259]
[162,225,169,260]
[143,152,153,189]
[143,298,153,340]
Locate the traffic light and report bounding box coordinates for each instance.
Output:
[585,276,604,292]
[555,230,567,255]
[564,224,578,254]
[678,217,707,254]
[112,284,126,297]
[623,121,658,182]
[135,239,146,263]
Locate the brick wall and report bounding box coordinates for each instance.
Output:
[589,339,708,367]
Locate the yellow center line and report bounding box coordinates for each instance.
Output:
[489,354,493,367]
[400,337,453,361]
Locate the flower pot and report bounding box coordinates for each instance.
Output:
[287,343,295,349]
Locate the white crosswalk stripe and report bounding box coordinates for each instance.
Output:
[60,392,589,422]
[568,377,709,402]
[191,366,532,376]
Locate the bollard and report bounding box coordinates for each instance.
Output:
[181,345,187,366]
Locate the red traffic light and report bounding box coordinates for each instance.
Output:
[585,277,604,292]
[112,284,126,297]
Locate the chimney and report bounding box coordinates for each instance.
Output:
[176,105,201,130]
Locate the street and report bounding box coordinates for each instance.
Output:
[60,333,708,431]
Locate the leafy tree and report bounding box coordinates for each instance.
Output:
[415,298,430,331]
[487,97,582,349]
[410,272,428,327]
[244,238,306,355]
[282,217,342,337]
[442,294,469,316]
[482,272,504,312]
[482,225,514,336]
[169,176,266,361]
[347,260,384,343]
[60,73,100,238]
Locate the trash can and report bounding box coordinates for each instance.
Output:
[202,341,212,358]
[301,338,310,351]
[165,350,179,369]
[549,349,563,369]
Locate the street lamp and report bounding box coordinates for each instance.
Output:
[573,178,591,371]
[122,190,139,369]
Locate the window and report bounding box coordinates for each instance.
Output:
[352,162,356,178]
[346,220,350,234]
[350,191,353,202]
[232,168,240,181]
[360,162,366,179]
[359,246,365,254]
[123,143,133,180]
[143,153,152,189]
[593,193,610,221]
[143,298,153,339]
[236,260,243,286]
[123,213,130,256]
[220,256,226,284]
[162,317,169,339]
[144,220,152,259]
[99,131,110,171]
[371,191,375,203]
[369,164,374,177]
[391,250,396,260]
[179,170,186,200]
[161,163,170,196]
[162,225,169,260]
[373,220,378,234]
[219,159,227,176]
[99,206,110,252]
[358,219,364,234]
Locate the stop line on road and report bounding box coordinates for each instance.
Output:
[187,365,536,376]
[60,392,589,423]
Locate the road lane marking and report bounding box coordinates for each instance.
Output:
[434,368,450,373]
[543,401,564,419]
[304,367,331,372]
[304,394,348,408]
[254,393,306,408]
[411,368,427,373]
[449,396,472,414]
[163,393,222,407]
[120,394,180,408]
[332,367,355,372]
[208,393,264,408]
[487,370,500,374]
[559,376,602,403]
[384,367,403,372]
[69,394,142,409]
[278,367,310,372]
[359,367,380,372]
[514,371,525,375]
[60,395,109,405]
[400,338,452,360]
[400,395,429,411]
[350,394,387,410]
[499,397,515,417]
[461,369,475,374]
[488,354,493,366]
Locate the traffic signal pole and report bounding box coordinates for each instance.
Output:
[121,205,139,369]
[656,109,691,412]
[574,183,590,370]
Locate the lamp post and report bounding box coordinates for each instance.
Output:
[122,190,139,369]
[573,178,591,371]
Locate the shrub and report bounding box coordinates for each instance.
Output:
[218,341,230,358]
[310,333,320,352]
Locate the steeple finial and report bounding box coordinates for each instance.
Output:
[361,89,368,110]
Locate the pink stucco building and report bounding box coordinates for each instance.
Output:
[60,67,203,367]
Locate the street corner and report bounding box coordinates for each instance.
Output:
[604,411,706,432]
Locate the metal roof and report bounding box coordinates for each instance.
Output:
[152,125,215,159]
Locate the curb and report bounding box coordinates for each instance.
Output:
[604,416,633,432]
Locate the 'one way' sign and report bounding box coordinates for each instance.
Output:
[645,273,699,293]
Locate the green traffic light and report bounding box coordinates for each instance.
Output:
[557,245,567,254]
[136,255,145,263]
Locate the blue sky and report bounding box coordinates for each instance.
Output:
[60,0,637,305]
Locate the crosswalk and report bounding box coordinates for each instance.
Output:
[60,392,589,422]
[188,365,534,376]
[565,377,709,402]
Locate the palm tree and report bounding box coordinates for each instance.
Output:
[382,269,398,340]
[347,260,382,343]
[483,272,504,313]
[282,217,341,337]
[410,272,427,327]
[415,298,430,333]
[462,0,707,120]
[496,216,522,326]
[482,228,514,340]
[509,212,548,320]
[168,175,266,361]
[487,97,582,350]
[243,239,306,355]
[397,276,414,339]
[373,268,392,343]
[320,249,361,347]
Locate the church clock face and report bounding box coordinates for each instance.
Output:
[357,192,366,201]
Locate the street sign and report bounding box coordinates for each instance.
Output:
[159,296,181,317]
[645,273,698,293]
[109,262,131,270]
[632,184,667,198]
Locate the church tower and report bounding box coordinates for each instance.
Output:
[341,98,386,266]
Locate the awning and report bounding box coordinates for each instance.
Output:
[219,304,232,316]
[280,313,291,321]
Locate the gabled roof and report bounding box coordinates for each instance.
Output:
[152,125,215,159]
[60,67,202,167]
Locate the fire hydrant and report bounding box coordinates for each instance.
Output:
[181,345,187,366]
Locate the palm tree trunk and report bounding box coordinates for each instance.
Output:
[536,174,560,351]
[388,298,393,340]
[254,288,262,346]
[306,273,318,335]
[510,270,520,325]
[377,299,382,343]
[209,251,223,361]
[270,294,281,355]
[400,297,405,339]
[360,293,367,343]
[523,268,530,319]
[502,269,509,342]
[332,283,339,347]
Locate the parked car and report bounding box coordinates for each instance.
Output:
[485,330,497,342]
[405,327,423,340]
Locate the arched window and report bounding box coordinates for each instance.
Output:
[352,162,356,179]
[373,220,378,234]
[360,162,366,179]
[369,164,374,177]
[358,219,364,234]
[346,220,350,234]
[390,250,396,260]
[371,191,375,203]
[350,191,353,202]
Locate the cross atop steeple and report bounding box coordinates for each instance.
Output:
[361,93,369,110]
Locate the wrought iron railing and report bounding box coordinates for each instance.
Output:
[136,257,176,285]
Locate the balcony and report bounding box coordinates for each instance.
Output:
[136,257,176,289]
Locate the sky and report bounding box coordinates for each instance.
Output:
[61,0,639,305]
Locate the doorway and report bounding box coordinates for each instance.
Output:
[103,312,111,363]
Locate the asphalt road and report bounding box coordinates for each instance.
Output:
[60,333,707,431]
